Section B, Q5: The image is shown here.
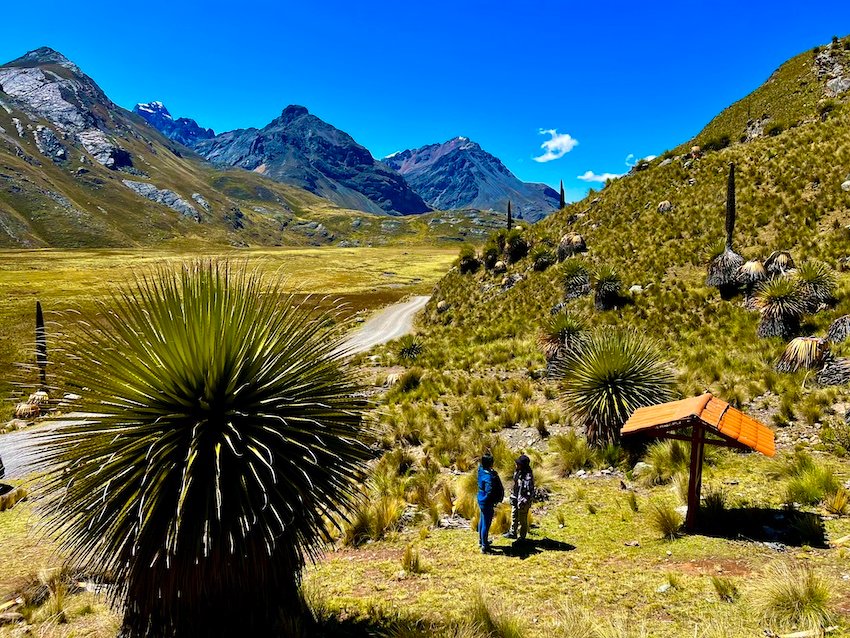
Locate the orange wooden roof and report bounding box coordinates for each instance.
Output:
[621,393,775,456]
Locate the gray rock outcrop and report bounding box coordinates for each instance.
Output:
[33,125,66,161]
[122,180,200,221]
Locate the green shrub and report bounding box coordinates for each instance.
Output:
[397,334,425,361]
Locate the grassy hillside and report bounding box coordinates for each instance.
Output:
[687,35,850,151]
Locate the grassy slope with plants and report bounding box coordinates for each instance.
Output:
[301,37,850,637]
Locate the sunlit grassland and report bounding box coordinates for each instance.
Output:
[0,246,457,410]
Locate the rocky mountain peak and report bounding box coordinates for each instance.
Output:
[3,47,80,72]
[280,104,309,120]
[135,101,172,121]
[384,137,558,220]
[133,101,214,147]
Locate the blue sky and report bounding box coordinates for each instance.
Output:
[2,0,849,201]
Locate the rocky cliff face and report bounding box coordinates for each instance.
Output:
[193,105,430,216]
[0,47,132,169]
[133,101,214,147]
[383,137,559,221]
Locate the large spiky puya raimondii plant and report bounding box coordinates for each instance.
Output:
[552,330,674,447]
[706,162,744,296]
[795,260,836,312]
[755,276,807,339]
[35,262,372,638]
[592,264,622,310]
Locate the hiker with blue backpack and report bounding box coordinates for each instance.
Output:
[476,452,504,553]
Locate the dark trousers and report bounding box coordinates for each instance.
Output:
[478,503,494,548]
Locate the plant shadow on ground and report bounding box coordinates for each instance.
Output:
[487,537,576,560]
[696,507,827,547]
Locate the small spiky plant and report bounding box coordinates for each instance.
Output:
[795,260,836,311]
[562,259,590,299]
[737,260,766,306]
[397,334,425,361]
[706,163,744,294]
[556,234,587,262]
[35,262,372,638]
[553,330,675,446]
[755,276,807,339]
[592,265,622,310]
[827,314,850,343]
[538,312,586,362]
[776,337,829,372]
[765,250,796,278]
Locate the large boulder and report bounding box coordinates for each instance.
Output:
[122,180,200,221]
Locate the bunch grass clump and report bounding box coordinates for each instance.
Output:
[755,276,807,339]
[753,562,833,633]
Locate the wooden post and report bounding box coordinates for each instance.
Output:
[685,423,705,532]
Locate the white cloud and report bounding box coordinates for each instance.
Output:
[577,170,622,183]
[625,153,657,167]
[533,129,578,163]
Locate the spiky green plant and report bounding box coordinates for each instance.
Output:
[538,312,586,362]
[562,259,590,299]
[531,246,555,272]
[35,300,47,389]
[592,265,622,310]
[795,260,836,311]
[397,334,425,361]
[755,276,807,338]
[505,229,528,263]
[553,330,675,446]
[35,262,372,638]
[776,337,829,372]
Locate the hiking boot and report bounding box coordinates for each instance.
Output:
[502,531,517,539]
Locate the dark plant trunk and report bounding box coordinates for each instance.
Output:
[35,301,47,389]
[725,163,736,250]
[757,314,799,339]
[559,181,566,209]
[507,201,512,230]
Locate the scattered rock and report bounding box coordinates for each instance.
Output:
[841,180,850,192]
[658,158,672,167]
[501,273,523,290]
[624,540,640,547]
[28,390,48,405]
[628,285,643,295]
[632,462,652,478]
[493,260,507,274]
[436,300,449,313]
[657,200,673,213]
[33,125,66,161]
[191,193,211,211]
[656,583,671,594]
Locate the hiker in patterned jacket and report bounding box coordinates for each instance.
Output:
[504,454,534,541]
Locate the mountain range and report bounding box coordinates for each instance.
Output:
[0,47,518,247]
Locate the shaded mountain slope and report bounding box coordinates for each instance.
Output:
[384,136,559,221]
